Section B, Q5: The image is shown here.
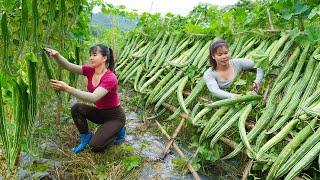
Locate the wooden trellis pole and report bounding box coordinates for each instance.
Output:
[159,117,186,159]
[111,13,116,62]
[242,160,253,180]
[266,8,275,31]
[156,120,201,180]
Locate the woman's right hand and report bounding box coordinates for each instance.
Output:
[44,48,59,57]
[251,82,260,95]
[230,94,241,98]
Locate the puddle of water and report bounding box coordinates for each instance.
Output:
[126,111,139,120]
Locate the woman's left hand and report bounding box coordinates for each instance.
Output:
[49,79,71,93]
[251,82,260,95]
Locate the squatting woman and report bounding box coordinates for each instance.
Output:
[45,44,126,153]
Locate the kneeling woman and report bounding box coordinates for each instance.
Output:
[204,40,264,99]
[45,44,126,153]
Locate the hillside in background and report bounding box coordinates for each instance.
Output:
[91,12,139,31]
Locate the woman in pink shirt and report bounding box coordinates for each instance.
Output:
[44,44,126,153]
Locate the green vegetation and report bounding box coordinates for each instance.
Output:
[1,0,320,179]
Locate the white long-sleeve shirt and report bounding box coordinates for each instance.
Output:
[204,58,264,99]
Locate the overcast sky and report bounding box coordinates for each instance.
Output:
[93,0,240,16]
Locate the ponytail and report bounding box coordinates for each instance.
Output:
[108,48,115,72]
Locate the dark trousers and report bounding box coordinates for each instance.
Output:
[71,103,126,152]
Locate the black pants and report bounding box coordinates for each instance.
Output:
[71,103,126,152]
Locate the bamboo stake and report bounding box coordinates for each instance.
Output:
[111,14,116,61]
[242,159,253,180]
[190,29,304,37]
[183,146,201,175]
[155,120,201,180]
[55,38,65,124]
[189,146,200,166]
[161,102,190,120]
[159,118,186,159]
[81,43,85,91]
[266,9,275,31]
[219,137,239,149]
[234,29,304,35]
[183,90,210,102]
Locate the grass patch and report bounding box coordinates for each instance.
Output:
[39,123,141,180]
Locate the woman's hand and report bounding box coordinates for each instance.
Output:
[44,48,59,57]
[49,80,71,93]
[251,82,260,95]
[230,94,241,98]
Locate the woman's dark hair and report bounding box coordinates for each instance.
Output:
[89,44,115,72]
[209,40,229,70]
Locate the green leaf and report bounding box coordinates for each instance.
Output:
[25,163,50,172]
[2,0,15,10]
[293,4,310,15]
[171,158,184,166]
[282,13,292,20]
[308,7,320,19]
[234,79,247,86]
[252,50,269,72]
[234,8,247,23]
[192,163,201,171]
[121,144,135,153]
[288,28,300,39]
[198,142,222,162]
[70,30,86,41]
[93,166,104,175]
[101,6,111,14]
[221,10,233,27]
[0,74,14,90]
[296,35,312,44]
[25,52,39,63]
[119,5,126,10]
[304,26,320,42]
[243,13,256,26]
[123,155,140,171]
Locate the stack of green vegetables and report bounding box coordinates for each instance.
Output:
[116,30,320,179]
